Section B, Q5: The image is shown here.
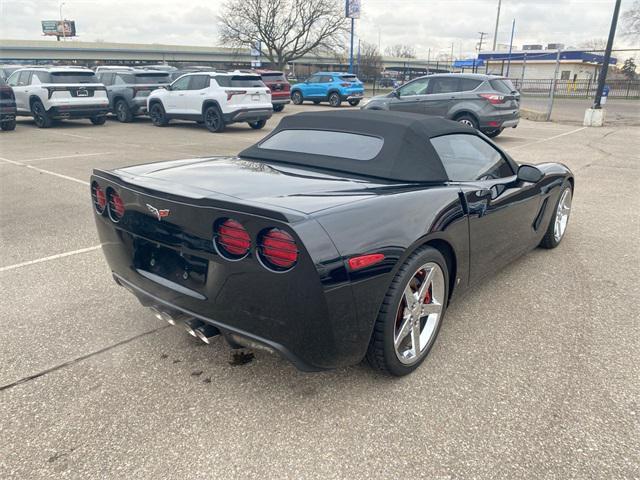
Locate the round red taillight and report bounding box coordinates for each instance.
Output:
[259,228,298,271]
[107,188,125,223]
[91,182,107,214]
[214,218,251,259]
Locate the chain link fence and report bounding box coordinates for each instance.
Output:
[510,78,640,99]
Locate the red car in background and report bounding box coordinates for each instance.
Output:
[255,69,290,112]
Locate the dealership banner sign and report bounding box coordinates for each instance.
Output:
[41,20,77,37]
[345,0,361,18]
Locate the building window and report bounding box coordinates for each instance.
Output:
[560,71,571,80]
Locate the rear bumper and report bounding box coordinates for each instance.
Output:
[223,108,273,123]
[48,104,109,119]
[479,109,520,130]
[342,91,364,101]
[0,105,16,121]
[113,273,323,372]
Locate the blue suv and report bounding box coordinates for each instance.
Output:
[291,72,364,107]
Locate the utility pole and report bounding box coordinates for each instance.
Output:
[349,17,355,73]
[427,48,431,75]
[59,2,66,42]
[450,42,454,72]
[476,32,487,73]
[492,0,502,51]
[520,52,527,87]
[546,48,562,121]
[593,0,622,108]
[505,19,515,77]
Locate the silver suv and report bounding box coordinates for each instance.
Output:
[363,73,519,138]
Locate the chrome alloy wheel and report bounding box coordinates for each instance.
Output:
[394,262,445,365]
[458,118,474,127]
[554,188,572,242]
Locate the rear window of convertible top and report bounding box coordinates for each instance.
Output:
[259,129,384,161]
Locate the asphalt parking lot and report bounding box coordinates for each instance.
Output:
[1,106,638,479]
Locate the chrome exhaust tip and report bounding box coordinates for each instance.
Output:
[150,307,191,326]
[183,318,205,337]
[194,325,220,344]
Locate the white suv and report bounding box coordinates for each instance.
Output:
[147,72,272,132]
[6,67,109,128]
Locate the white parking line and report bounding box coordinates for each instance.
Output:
[53,131,94,140]
[22,152,113,163]
[0,156,89,186]
[0,245,102,273]
[510,126,587,150]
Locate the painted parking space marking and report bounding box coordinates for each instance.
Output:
[0,245,103,273]
[21,152,114,163]
[510,126,587,150]
[0,156,89,186]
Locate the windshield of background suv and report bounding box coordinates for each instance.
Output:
[490,79,516,94]
[125,73,170,84]
[260,73,286,82]
[50,72,99,84]
[216,75,265,88]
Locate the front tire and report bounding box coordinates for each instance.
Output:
[329,92,342,107]
[367,246,448,376]
[1,119,16,131]
[115,99,133,122]
[149,102,169,126]
[273,104,285,112]
[203,105,225,133]
[90,115,106,125]
[31,100,52,128]
[539,183,572,249]
[291,91,303,105]
[348,99,361,106]
[248,119,266,130]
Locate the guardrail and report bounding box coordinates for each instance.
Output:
[510,78,640,99]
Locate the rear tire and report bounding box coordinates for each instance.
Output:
[329,92,342,107]
[149,102,169,126]
[539,182,572,249]
[348,99,361,106]
[203,105,225,133]
[1,119,16,131]
[248,119,266,130]
[366,246,449,376]
[456,114,478,130]
[31,100,52,128]
[291,91,303,105]
[484,128,503,138]
[272,104,285,112]
[90,115,106,125]
[115,99,133,122]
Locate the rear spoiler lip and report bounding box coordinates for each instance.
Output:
[91,168,306,224]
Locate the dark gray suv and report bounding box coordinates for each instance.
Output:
[97,69,171,122]
[362,73,519,138]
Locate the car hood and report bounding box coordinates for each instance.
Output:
[114,156,400,215]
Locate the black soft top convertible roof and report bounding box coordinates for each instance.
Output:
[239,110,477,182]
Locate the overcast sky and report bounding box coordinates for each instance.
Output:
[0,0,637,59]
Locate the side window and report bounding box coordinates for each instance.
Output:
[7,71,20,86]
[189,75,210,90]
[430,78,460,94]
[321,76,333,83]
[306,75,321,84]
[398,78,429,96]
[114,74,128,85]
[431,134,514,181]
[459,79,482,91]
[171,75,191,91]
[18,71,32,87]
[31,71,49,85]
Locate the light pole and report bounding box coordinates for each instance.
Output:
[492,0,502,51]
[59,2,66,42]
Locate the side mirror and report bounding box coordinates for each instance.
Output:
[391,89,400,98]
[165,84,172,91]
[517,164,544,183]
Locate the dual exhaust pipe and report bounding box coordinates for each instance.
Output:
[150,307,220,344]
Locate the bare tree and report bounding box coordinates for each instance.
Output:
[579,38,608,51]
[384,44,416,59]
[622,0,640,39]
[218,0,347,70]
[357,41,383,79]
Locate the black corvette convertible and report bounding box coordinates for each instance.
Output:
[91,110,573,376]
